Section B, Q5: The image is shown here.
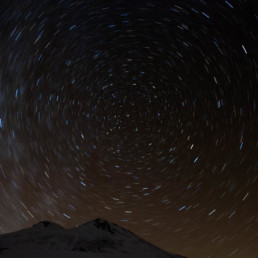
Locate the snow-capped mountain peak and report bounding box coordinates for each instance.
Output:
[0,219,186,258]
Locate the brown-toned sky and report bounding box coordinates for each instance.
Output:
[0,1,257,257]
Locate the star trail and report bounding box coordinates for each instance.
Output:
[0,0,257,257]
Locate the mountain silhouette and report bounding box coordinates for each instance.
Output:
[0,218,186,258]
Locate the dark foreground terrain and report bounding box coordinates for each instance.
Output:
[0,219,186,258]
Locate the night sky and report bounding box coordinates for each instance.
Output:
[0,0,257,257]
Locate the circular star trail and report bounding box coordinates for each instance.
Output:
[0,0,257,257]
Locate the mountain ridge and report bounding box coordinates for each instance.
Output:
[0,218,186,258]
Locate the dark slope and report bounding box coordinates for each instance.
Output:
[0,218,186,258]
